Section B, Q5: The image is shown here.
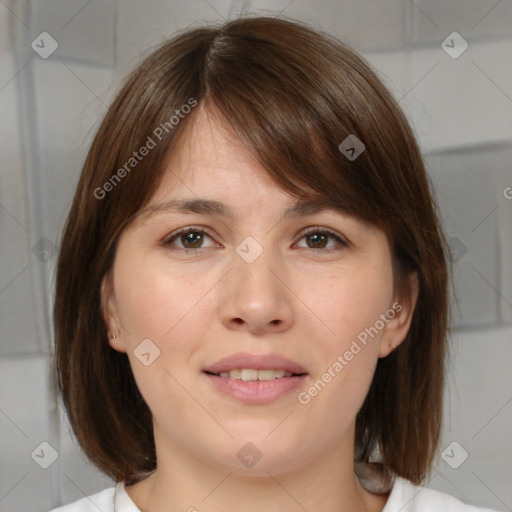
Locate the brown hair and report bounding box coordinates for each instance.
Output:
[54,16,448,486]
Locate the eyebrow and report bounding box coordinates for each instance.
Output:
[138,197,349,221]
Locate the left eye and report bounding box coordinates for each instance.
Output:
[295,228,347,250]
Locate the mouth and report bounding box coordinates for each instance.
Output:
[202,353,308,404]
[204,368,306,380]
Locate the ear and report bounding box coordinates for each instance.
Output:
[100,273,127,353]
[378,271,419,358]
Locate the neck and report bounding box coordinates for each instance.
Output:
[125,431,389,512]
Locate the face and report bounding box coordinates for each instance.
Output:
[103,106,416,477]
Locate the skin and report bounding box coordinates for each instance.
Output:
[103,106,418,512]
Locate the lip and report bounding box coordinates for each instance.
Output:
[202,352,308,375]
[202,352,309,405]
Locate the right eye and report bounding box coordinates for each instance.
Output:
[162,226,221,252]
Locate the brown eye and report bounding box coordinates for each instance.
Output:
[180,230,205,248]
[305,232,329,249]
[163,227,217,251]
[296,228,348,251]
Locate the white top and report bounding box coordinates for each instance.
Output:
[50,477,499,512]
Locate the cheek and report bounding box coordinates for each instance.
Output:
[298,264,392,413]
[111,254,212,420]
[112,253,214,343]
[315,264,394,350]
[111,253,221,411]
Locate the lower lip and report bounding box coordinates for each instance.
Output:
[203,373,308,405]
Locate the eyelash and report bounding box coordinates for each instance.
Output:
[161,225,349,254]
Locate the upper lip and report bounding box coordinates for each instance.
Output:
[203,352,308,375]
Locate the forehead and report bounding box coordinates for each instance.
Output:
[135,106,376,229]
[148,106,303,206]
[160,106,275,184]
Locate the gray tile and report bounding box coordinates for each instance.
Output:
[250,0,407,51]
[32,58,114,241]
[409,0,512,46]
[0,356,58,511]
[490,146,512,323]
[0,264,39,355]
[0,38,28,96]
[0,203,29,312]
[30,0,115,67]
[425,144,509,327]
[398,39,512,152]
[57,406,114,507]
[430,326,512,510]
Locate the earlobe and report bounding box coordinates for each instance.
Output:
[378,271,419,358]
[100,275,126,353]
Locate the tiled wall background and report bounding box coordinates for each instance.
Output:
[1,0,511,510]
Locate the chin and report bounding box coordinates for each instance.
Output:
[200,434,309,477]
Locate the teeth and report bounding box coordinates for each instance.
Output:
[230,369,242,379]
[258,369,281,381]
[217,369,293,380]
[239,369,258,381]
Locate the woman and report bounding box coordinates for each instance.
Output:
[51,16,498,512]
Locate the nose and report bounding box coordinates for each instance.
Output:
[219,244,294,336]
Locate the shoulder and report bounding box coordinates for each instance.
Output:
[49,485,117,512]
[384,477,499,512]
[49,482,140,512]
